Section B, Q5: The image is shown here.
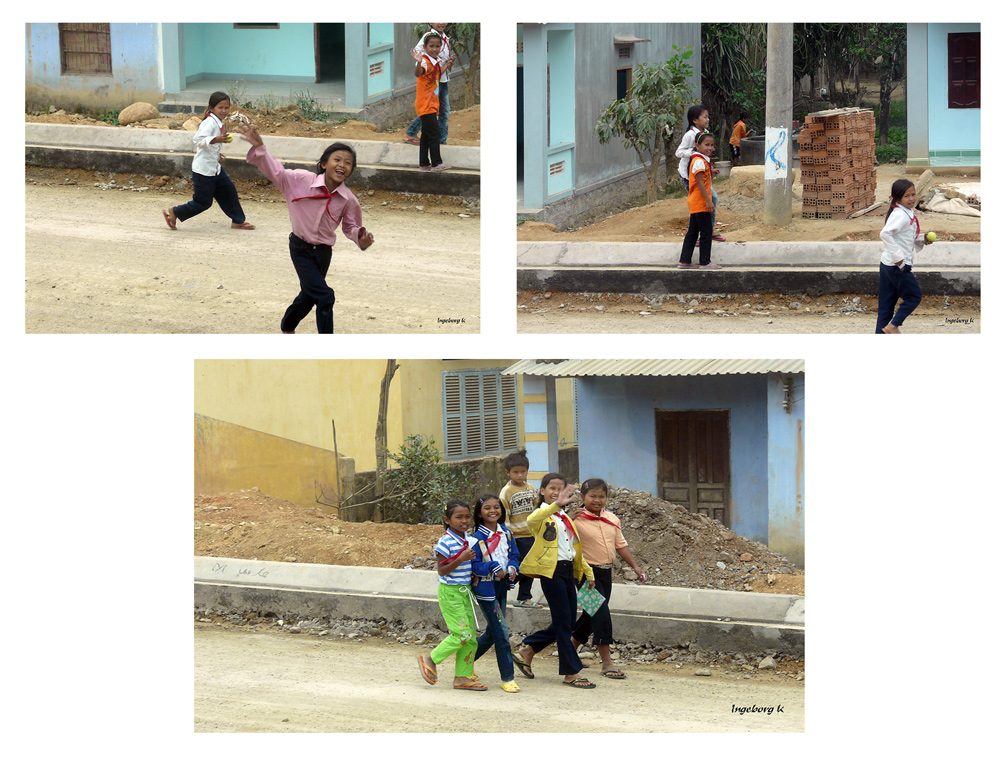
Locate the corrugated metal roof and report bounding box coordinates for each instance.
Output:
[501,359,804,377]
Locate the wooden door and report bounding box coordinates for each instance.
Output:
[656,410,731,526]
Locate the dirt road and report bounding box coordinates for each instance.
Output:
[25,182,479,334]
[517,292,980,334]
[194,623,804,733]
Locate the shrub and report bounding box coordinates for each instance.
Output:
[378,435,474,525]
[875,144,906,164]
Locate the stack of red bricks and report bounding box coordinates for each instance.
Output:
[799,108,876,219]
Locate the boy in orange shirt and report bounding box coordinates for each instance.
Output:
[414,32,449,171]
[678,132,720,269]
[729,112,754,167]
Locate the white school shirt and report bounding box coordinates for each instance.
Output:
[413,31,452,83]
[476,525,511,570]
[676,126,701,179]
[879,205,925,267]
[554,509,576,561]
[192,112,225,177]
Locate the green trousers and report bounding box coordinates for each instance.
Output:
[431,583,478,677]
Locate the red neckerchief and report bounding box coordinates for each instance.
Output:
[438,528,469,566]
[482,528,503,554]
[291,182,344,223]
[553,511,578,540]
[574,510,622,530]
[891,203,920,237]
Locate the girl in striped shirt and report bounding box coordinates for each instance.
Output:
[417,500,487,690]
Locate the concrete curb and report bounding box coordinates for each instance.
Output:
[194,556,805,655]
[25,123,480,170]
[517,240,980,267]
[25,145,480,199]
[517,266,981,296]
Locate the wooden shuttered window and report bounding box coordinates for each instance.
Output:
[59,24,112,76]
[443,371,518,459]
[948,32,980,109]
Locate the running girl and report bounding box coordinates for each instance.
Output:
[877,179,933,334]
[163,91,254,231]
[236,124,374,334]
[417,500,487,691]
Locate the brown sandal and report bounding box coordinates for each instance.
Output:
[231,221,255,230]
[563,677,596,689]
[162,209,177,230]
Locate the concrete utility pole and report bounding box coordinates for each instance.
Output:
[764,23,794,226]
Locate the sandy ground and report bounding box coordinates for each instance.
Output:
[517,166,980,243]
[24,172,480,334]
[194,623,804,733]
[517,292,981,334]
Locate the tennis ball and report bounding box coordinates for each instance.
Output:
[926,232,937,242]
[224,134,234,143]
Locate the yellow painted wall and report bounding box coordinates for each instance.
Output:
[194,359,402,472]
[194,360,578,473]
[195,414,353,510]
[399,359,517,447]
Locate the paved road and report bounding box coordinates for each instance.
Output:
[194,623,804,733]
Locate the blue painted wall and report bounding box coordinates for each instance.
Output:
[183,23,316,82]
[927,23,981,159]
[766,374,805,567]
[575,374,770,544]
[25,23,162,107]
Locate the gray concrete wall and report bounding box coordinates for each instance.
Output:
[574,24,701,190]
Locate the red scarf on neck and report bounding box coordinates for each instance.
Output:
[553,511,578,539]
[438,529,469,566]
[574,510,621,530]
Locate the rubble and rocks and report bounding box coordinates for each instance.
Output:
[117,102,159,125]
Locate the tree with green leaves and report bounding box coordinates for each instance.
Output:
[594,46,695,204]
[701,24,767,152]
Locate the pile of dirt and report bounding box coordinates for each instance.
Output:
[194,487,803,595]
[517,165,980,242]
[26,104,481,146]
[195,489,444,568]
[598,487,802,593]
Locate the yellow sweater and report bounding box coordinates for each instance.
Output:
[518,501,595,582]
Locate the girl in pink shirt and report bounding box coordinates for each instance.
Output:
[236,123,374,334]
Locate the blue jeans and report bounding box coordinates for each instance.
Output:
[876,262,922,333]
[173,168,246,224]
[406,81,450,144]
[473,580,514,681]
[681,177,718,232]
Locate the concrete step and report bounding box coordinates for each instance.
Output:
[25,122,480,198]
[194,556,804,655]
[517,265,980,296]
[157,99,363,116]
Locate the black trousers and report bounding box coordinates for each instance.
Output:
[679,211,713,265]
[522,561,585,676]
[282,233,335,334]
[573,565,613,646]
[419,113,442,167]
[876,262,922,333]
[173,168,246,224]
